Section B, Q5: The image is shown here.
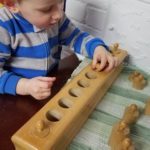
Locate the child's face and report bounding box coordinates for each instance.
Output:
[17,0,64,28]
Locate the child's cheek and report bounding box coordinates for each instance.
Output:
[33,19,50,28]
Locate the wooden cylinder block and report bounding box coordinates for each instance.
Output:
[11,50,127,150]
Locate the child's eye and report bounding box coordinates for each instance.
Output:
[59,0,64,3]
[57,0,64,4]
[41,7,52,13]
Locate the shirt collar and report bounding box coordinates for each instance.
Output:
[33,26,45,33]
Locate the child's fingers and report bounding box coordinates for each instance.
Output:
[38,88,51,93]
[36,91,52,100]
[42,91,51,98]
[32,76,55,89]
[38,80,55,89]
[36,76,56,82]
[41,91,51,98]
[104,56,115,72]
[97,55,107,71]
[92,56,98,69]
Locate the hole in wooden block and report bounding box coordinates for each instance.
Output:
[46,109,62,122]
[77,79,90,88]
[69,88,82,97]
[85,72,97,79]
[58,98,73,108]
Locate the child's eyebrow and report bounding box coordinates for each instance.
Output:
[35,0,63,11]
[35,3,54,11]
[57,0,64,3]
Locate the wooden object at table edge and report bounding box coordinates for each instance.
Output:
[11,49,128,150]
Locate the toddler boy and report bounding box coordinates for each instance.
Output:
[0,0,119,100]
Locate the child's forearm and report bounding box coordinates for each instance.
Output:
[16,78,29,95]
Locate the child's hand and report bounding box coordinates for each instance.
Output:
[92,46,120,72]
[16,77,56,100]
[26,77,56,100]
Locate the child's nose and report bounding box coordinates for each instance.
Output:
[52,13,61,21]
[51,5,62,21]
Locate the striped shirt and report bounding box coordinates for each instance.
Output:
[0,7,108,95]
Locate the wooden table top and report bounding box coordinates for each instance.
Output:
[0,54,80,150]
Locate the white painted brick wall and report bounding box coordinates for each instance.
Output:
[66,0,109,37]
[66,0,150,73]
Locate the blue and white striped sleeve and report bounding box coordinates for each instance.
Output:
[59,13,109,58]
[0,20,21,95]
